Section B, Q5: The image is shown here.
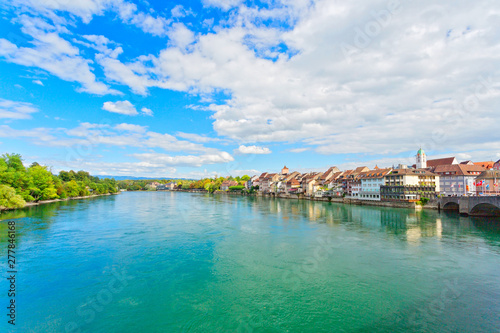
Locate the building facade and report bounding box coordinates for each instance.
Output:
[433,164,485,196]
[358,168,392,201]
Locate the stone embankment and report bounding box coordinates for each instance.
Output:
[170,189,437,210]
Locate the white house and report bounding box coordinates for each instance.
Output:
[358,168,392,201]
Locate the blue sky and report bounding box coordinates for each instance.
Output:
[0,0,499,178]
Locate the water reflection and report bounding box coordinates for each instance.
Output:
[226,195,500,246]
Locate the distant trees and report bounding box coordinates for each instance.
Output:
[0,153,119,209]
[186,175,251,193]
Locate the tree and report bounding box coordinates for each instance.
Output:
[241,175,251,181]
[64,180,80,198]
[1,153,25,172]
[58,171,75,182]
[0,185,26,209]
[28,165,58,201]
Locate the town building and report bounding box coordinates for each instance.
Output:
[286,178,302,193]
[220,180,238,191]
[345,167,370,196]
[281,166,289,175]
[494,160,500,171]
[475,170,500,196]
[381,169,440,201]
[166,182,177,190]
[247,175,259,189]
[358,168,392,201]
[260,173,280,193]
[474,161,495,170]
[252,172,268,189]
[426,157,458,168]
[416,148,427,168]
[433,164,485,196]
[319,166,341,185]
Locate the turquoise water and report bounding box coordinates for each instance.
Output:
[1,191,500,332]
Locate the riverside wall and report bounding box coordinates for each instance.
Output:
[178,189,434,210]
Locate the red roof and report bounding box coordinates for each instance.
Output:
[474,161,494,169]
[427,157,457,168]
[434,164,486,176]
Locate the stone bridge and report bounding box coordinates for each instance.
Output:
[438,196,500,217]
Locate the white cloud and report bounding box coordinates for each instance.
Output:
[102,100,138,115]
[95,0,497,157]
[0,125,55,141]
[167,23,195,49]
[133,152,234,167]
[171,5,193,18]
[140,107,153,116]
[0,99,38,119]
[32,79,44,86]
[176,132,220,143]
[236,145,271,154]
[51,159,178,178]
[3,0,500,160]
[82,34,123,58]
[202,0,243,11]
[289,148,309,153]
[114,123,147,132]
[0,16,119,95]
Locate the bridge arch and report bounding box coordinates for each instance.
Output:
[469,203,500,217]
[442,201,459,211]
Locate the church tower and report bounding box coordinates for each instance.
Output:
[416,148,427,169]
[281,165,289,175]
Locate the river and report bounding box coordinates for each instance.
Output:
[1,191,499,332]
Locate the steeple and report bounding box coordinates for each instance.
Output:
[416,147,427,169]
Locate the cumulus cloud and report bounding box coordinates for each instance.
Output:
[0,99,38,119]
[114,123,147,132]
[133,152,234,167]
[289,148,309,153]
[102,100,138,115]
[140,107,153,116]
[176,132,222,143]
[0,16,119,95]
[171,5,193,18]
[202,0,243,11]
[3,0,500,164]
[85,0,498,157]
[236,145,271,154]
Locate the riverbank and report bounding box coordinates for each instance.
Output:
[161,189,438,211]
[0,192,120,212]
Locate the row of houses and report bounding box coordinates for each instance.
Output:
[148,182,177,190]
[247,150,500,202]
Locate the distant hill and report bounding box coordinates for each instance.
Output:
[97,176,196,181]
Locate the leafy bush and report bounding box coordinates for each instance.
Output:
[228,186,245,191]
[419,197,430,206]
[0,185,26,209]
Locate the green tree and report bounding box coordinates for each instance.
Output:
[64,180,80,198]
[0,185,26,209]
[1,153,25,172]
[58,170,75,182]
[28,165,59,201]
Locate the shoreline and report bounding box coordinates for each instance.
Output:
[0,192,120,212]
[158,189,438,210]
